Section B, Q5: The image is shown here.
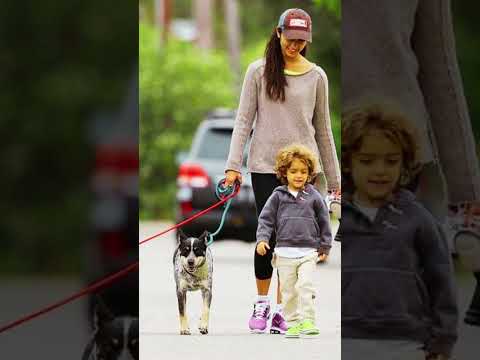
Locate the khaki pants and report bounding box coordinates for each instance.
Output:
[274,252,317,327]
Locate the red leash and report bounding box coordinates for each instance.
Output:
[139,183,240,245]
[0,262,138,334]
[0,183,240,335]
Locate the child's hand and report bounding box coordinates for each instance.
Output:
[317,253,328,263]
[318,246,330,256]
[317,247,329,263]
[256,241,270,256]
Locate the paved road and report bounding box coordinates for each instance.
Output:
[1,221,475,359]
[0,277,89,358]
[140,221,341,360]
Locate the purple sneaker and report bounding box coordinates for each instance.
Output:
[249,301,270,333]
[270,311,288,334]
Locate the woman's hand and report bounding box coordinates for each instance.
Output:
[326,189,341,219]
[256,241,270,256]
[225,170,242,187]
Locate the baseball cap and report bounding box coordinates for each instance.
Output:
[277,8,312,43]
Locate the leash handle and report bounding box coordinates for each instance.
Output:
[215,178,240,201]
[208,179,240,246]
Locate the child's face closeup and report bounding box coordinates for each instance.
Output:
[287,158,309,191]
[350,129,403,207]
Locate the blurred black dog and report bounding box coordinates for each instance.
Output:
[173,229,213,335]
[82,297,138,360]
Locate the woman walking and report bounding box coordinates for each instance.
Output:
[224,8,340,334]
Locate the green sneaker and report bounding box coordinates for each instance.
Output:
[300,320,320,337]
[285,323,302,338]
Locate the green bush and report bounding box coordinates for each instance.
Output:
[140,23,236,219]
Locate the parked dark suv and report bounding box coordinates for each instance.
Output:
[175,109,257,241]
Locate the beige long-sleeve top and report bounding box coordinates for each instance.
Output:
[225,59,341,191]
[343,0,480,202]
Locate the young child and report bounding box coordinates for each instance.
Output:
[256,144,332,338]
[341,103,458,359]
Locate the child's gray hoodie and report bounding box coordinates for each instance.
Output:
[341,189,458,357]
[256,183,332,252]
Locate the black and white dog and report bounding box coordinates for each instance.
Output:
[173,229,213,335]
[82,298,139,360]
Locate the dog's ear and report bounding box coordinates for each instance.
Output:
[177,228,188,243]
[199,230,210,246]
[94,295,114,329]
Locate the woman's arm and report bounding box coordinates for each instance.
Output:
[314,67,341,192]
[225,61,260,173]
[413,0,480,203]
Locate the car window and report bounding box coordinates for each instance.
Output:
[196,127,248,166]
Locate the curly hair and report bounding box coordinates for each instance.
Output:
[342,101,422,191]
[274,144,319,185]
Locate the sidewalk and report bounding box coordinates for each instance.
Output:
[140,221,341,359]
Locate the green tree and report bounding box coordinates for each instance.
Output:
[1,1,137,273]
[140,23,235,219]
[313,0,340,18]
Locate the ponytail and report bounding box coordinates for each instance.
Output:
[264,27,307,102]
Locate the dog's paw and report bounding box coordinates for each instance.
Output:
[199,327,208,335]
[180,329,191,335]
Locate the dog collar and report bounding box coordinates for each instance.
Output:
[183,266,196,275]
[182,258,206,275]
